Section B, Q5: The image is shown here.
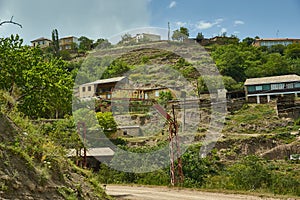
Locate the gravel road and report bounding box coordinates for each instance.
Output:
[106,185,293,200]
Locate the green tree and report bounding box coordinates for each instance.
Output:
[59,49,71,60]
[196,32,204,43]
[19,57,73,118]
[268,44,285,55]
[102,60,130,79]
[172,27,189,42]
[118,33,133,45]
[285,43,300,59]
[242,37,255,46]
[227,156,270,190]
[51,29,60,57]
[92,38,112,49]
[211,43,264,82]
[157,91,173,107]
[261,53,290,76]
[78,36,93,52]
[0,34,73,119]
[96,112,117,136]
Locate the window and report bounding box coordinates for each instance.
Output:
[82,87,86,92]
[155,91,160,97]
[247,86,255,92]
[271,83,284,90]
[255,85,263,91]
[286,83,294,89]
[262,85,270,91]
[88,86,91,91]
[295,83,300,88]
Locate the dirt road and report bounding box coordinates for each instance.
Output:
[106,185,288,200]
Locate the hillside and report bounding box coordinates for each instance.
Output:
[0,113,111,200]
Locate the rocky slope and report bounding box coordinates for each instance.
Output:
[0,113,111,200]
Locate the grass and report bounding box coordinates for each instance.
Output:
[223,103,295,134]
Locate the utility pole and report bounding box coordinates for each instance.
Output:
[168,22,170,41]
[77,122,87,168]
[153,104,184,186]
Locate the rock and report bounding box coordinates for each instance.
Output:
[12,181,22,189]
[0,175,11,181]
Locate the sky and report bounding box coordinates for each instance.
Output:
[0,0,300,45]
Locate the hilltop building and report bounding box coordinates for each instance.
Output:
[253,38,300,47]
[30,37,52,49]
[135,33,161,43]
[59,36,79,51]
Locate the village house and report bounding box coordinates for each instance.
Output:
[59,36,79,51]
[244,74,300,104]
[135,33,161,43]
[30,37,52,49]
[253,38,300,47]
[78,76,175,101]
[79,76,128,100]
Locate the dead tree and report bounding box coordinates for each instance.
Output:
[0,16,22,28]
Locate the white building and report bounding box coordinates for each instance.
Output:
[135,33,161,43]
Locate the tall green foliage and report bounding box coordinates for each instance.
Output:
[0,35,73,119]
[52,29,60,57]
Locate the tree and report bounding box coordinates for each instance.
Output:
[172,27,189,42]
[96,112,117,136]
[92,38,112,49]
[268,44,285,55]
[196,32,204,43]
[285,43,300,59]
[157,91,173,107]
[102,60,130,79]
[118,33,133,45]
[0,35,73,119]
[78,36,93,52]
[242,37,255,46]
[51,29,60,57]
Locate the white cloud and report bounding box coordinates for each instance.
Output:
[0,0,151,44]
[175,21,187,27]
[195,18,224,30]
[169,1,177,8]
[234,20,245,26]
[196,21,214,30]
[220,28,227,34]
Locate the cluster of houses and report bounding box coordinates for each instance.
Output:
[65,35,300,168]
[77,74,300,105]
[31,36,79,51]
[30,33,162,50]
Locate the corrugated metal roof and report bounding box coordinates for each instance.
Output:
[67,147,114,157]
[81,76,127,86]
[245,74,300,86]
